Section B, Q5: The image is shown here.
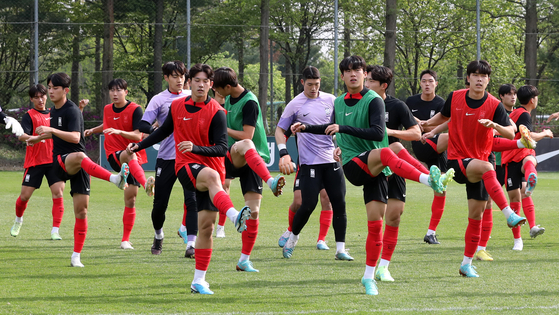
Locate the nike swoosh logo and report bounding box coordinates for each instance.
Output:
[334,167,340,171]
[303,113,310,117]
[412,109,418,112]
[86,188,90,191]
[345,112,353,116]
[402,194,406,197]
[466,113,475,116]
[257,186,263,190]
[114,117,120,120]
[536,149,559,163]
[183,117,192,121]
[47,117,53,120]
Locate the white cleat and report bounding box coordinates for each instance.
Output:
[529,225,545,239]
[512,238,523,251]
[71,256,84,267]
[215,225,225,238]
[120,241,134,250]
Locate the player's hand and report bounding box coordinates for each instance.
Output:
[478,119,496,129]
[291,122,305,134]
[79,99,89,112]
[421,131,434,143]
[546,112,559,123]
[333,147,342,162]
[325,124,339,135]
[127,142,139,154]
[418,121,427,133]
[35,125,53,136]
[84,129,94,137]
[177,141,193,153]
[25,135,42,146]
[279,155,295,175]
[103,128,121,136]
[544,129,554,138]
[4,116,24,137]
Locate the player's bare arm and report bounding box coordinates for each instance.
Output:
[227,124,255,141]
[84,124,104,137]
[387,124,421,141]
[478,119,514,139]
[103,128,142,141]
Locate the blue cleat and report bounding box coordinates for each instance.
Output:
[361,277,379,295]
[278,230,290,248]
[317,240,329,250]
[177,229,188,244]
[335,251,354,261]
[507,212,527,228]
[525,173,537,197]
[459,264,479,278]
[271,175,286,196]
[191,282,214,295]
[428,165,444,194]
[235,206,251,233]
[117,163,130,190]
[283,246,294,258]
[236,260,259,272]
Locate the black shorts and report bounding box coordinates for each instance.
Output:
[505,161,526,191]
[293,163,325,192]
[447,158,487,201]
[387,174,406,202]
[55,154,91,196]
[177,164,218,212]
[225,151,263,195]
[22,164,61,188]
[412,136,448,172]
[108,151,140,187]
[342,151,388,204]
[495,164,506,187]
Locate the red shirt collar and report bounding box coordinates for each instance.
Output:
[344,92,363,100]
[185,96,209,107]
[168,89,182,95]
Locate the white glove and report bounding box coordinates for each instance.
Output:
[4,116,24,137]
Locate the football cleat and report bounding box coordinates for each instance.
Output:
[423,234,440,244]
[145,176,155,197]
[236,260,259,272]
[10,221,22,237]
[474,250,493,261]
[51,232,62,240]
[529,225,545,239]
[361,277,379,295]
[441,168,455,191]
[512,238,523,251]
[278,229,291,248]
[525,173,537,197]
[519,125,536,149]
[375,266,395,282]
[428,165,444,194]
[151,237,163,255]
[191,282,213,295]
[215,225,225,238]
[120,241,134,250]
[316,240,329,250]
[283,237,298,259]
[506,212,526,228]
[71,256,84,268]
[177,229,188,244]
[235,206,251,233]
[335,251,354,261]
[116,163,130,190]
[271,175,286,196]
[185,245,195,258]
[459,264,479,277]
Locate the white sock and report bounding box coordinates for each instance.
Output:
[193,269,206,284]
[461,256,473,266]
[155,231,164,240]
[109,174,120,185]
[179,225,187,233]
[378,259,390,268]
[187,240,195,248]
[71,252,80,259]
[517,139,525,148]
[477,246,486,251]
[501,206,513,219]
[336,242,345,253]
[15,216,23,223]
[364,265,376,279]
[426,229,436,236]
[266,177,274,188]
[51,227,59,234]
[226,208,239,224]
[419,173,430,186]
[239,253,250,262]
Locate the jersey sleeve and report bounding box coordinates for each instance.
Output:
[21,112,33,135]
[515,111,531,131]
[66,106,83,132]
[396,101,417,129]
[241,100,258,127]
[132,106,144,130]
[192,110,228,157]
[441,92,453,118]
[142,98,159,124]
[277,100,299,131]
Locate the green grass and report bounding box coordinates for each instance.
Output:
[1,171,559,314]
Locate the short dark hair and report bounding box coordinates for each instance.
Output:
[498,84,517,99]
[162,60,187,77]
[464,77,470,87]
[29,84,47,98]
[339,55,366,73]
[420,69,438,81]
[466,60,492,76]
[47,72,71,88]
[302,66,320,81]
[188,63,214,81]
[213,67,238,89]
[108,78,128,90]
[366,65,393,87]
[517,85,539,105]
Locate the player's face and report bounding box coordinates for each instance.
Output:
[47,83,68,104]
[500,92,516,109]
[341,67,364,92]
[190,72,212,102]
[30,93,47,110]
[110,87,128,105]
[468,72,490,94]
[364,73,383,95]
[164,71,185,93]
[420,74,438,96]
[302,78,320,99]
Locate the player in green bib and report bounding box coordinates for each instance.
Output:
[213,67,285,273]
[292,55,450,296]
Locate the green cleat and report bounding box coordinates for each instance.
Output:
[10,221,22,237]
[51,232,62,240]
[361,277,379,295]
[428,165,444,194]
[441,168,455,191]
[375,266,395,282]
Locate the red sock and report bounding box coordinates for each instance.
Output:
[366,220,383,267]
[479,208,493,247]
[217,211,227,226]
[195,248,212,271]
[381,225,398,261]
[482,171,509,210]
[241,218,259,255]
[81,157,111,181]
[15,196,28,217]
[244,148,272,182]
[317,210,332,242]
[492,137,519,152]
[182,204,187,226]
[523,160,537,181]
[128,159,146,187]
[122,206,136,242]
[522,197,536,229]
[464,218,481,258]
[73,217,88,253]
[212,190,235,216]
[380,148,422,182]
[52,197,64,228]
[429,195,446,231]
[397,149,429,174]
[287,207,295,232]
[510,202,522,238]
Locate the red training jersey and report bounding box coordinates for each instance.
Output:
[501,107,535,164]
[103,102,147,164]
[24,108,53,168]
[447,89,500,161]
[170,96,226,183]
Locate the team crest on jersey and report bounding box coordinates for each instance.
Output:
[385,112,389,122]
[325,107,331,117]
[430,110,435,118]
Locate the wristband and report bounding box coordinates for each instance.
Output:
[279,148,289,158]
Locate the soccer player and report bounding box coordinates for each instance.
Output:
[405,70,450,244]
[292,55,451,296]
[501,85,552,249]
[137,61,198,257]
[422,60,527,278]
[128,63,251,295]
[85,78,152,250]
[213,67,285,272]
[274,66,348,260]
[29,72,129,267]
[364,65,429,281]
[1,105,24,136]
[10,84,65,240]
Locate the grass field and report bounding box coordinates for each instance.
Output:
[1,170,559,314]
